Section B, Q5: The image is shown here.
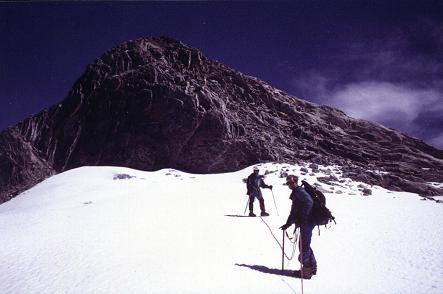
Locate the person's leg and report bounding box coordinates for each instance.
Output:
[299,223,316,267]
[311,244,317,274]
[248,194,255,216]
[294,223,316,278]
[256,191,267,215]
[259,198,266,212]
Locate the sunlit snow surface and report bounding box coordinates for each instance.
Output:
[1,163,442,294]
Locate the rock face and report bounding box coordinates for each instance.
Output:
[0,127,54,202]
[1,37,442,203]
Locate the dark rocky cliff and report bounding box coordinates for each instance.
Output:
[1,37,442,203]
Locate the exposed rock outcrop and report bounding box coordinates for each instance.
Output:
[0,127,54,202]
[1,36,442,203]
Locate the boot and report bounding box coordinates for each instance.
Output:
[260,211,269,216]
[249,211,256,217]
[312,264,317,275]
[293,266,314,279]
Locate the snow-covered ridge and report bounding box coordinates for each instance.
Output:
[1,163,442,293]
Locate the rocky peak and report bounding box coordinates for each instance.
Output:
[1,37,442,203]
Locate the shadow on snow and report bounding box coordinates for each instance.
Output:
[235,263,294,277]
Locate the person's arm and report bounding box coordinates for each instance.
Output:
[260,177,272,189]
[246,175,252,195]
[280,191,297,230]
[286,200,297,226]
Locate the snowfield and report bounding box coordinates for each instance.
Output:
[0,163,442,294]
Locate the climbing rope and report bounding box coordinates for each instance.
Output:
[259,217,297,260]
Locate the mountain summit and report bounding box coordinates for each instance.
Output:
[1,36,442,202]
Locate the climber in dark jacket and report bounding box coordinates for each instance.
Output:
[280,174,317,279]
[246,166,272,217]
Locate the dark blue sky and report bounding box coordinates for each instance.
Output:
[1,1,442,148]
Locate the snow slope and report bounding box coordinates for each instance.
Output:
[0,163,442,294]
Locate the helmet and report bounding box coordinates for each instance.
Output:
[253,166,259,172]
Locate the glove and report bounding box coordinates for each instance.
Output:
[280,223,290,230]
[268,185,273,190]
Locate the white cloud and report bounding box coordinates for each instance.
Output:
[429,132,443,149]
[329,82,442,127]
[290,70,332,102]
[288,19,443,148]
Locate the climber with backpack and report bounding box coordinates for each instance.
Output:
[280,174,326,279]
[280,175,335,278]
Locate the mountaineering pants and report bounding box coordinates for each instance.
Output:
[299,223,317,267]
[249,191,266,213]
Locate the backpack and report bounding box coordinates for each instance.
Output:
[301,180,336,226]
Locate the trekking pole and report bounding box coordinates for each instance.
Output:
[271,190,279,216]
[243,197,250,215]
[282,229,285,271]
